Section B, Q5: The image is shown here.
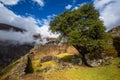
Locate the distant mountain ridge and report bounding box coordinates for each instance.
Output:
[0,23,26,32]
[109,26,120,36]
[0,23,33,70]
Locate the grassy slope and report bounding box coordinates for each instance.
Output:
[31,53,120,80]
[44,58,120,80]
[0,60,19,79]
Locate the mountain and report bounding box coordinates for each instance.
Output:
[0,23,33,70]
[0,23,26,32]
[109,26,120,36]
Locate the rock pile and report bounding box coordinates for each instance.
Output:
[40,56,59,63]
[87,56,113,67]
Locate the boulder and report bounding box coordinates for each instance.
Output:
[87,59,103,67]
[71,55,82,65]
[40,56,59,63]
[60,62,72,69]
[40,56,53,63]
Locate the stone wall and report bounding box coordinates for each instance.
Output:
[0,54,31,80]
[34,44,78,54]
[32,44,78,59]
[0,44,78,80]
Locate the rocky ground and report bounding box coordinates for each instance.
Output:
[1,44,120,80]
[23,53,120,80]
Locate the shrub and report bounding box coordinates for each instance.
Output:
[113,36,120,57]
[104,45,118,57]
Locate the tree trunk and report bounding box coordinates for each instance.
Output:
[80,53,90,66]
[73,45,90,66]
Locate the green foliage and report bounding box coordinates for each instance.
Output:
[60,54,74,62]
[50,4,106,57]
[104,45,118,57]
[113,36,120,56]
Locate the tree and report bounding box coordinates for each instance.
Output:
[50,4,106,65]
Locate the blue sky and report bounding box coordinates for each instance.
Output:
[5,0,92,19]
[0,0,120,44]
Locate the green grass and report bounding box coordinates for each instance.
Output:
[44,58,120,80]
[31,53,120,80]
[41,61,58,68]
[32,53,74,72]
[32,59,59,73]
[56,53,74,58]
[56,53,75,62]
[32,59,40,72]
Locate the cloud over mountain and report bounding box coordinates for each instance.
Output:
[0,0,20,5]
[0,3,58,44]
[94,0,120,30]
[0,0,119,45]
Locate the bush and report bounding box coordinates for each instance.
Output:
[87,52,103,60]
[60,55,74,62]
[104,45,118,57]
[113,36,120,57]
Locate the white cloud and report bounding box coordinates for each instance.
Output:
[72,6,78,10]
[39,15,59,38]
[0,3,58,44]
[0,0,20,5]
[65,4,72,10]
[0,3,39,33]
[72,3,86,10]
[94,0,120,30]
[32,0,44,7]
[0,30,36,44]
[94,0,112,9]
